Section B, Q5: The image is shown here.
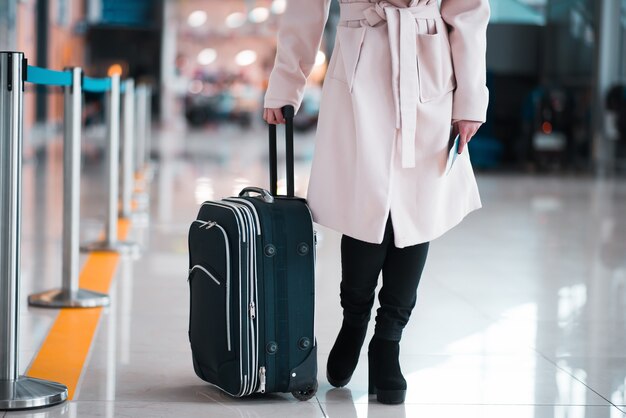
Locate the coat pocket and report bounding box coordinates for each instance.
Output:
[416,30,456,103]
[330,25,367,92]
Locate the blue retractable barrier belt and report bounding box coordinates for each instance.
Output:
[83,76,112,93]
[26,65,72,87]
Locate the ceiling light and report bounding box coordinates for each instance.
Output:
[197,48,217,66]
[249,7,270,23]
[188,10,207,27]
[226,12,246,28]
[235,50,257,66]
[271,0,287,14]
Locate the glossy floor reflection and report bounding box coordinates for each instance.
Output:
[7,121,626,417]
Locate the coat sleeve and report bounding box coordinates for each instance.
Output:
[264,0,332,113]
[441,0,490,123]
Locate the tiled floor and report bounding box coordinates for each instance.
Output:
[6,120,626,417]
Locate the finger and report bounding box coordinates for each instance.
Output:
[273,109,285,124]
[464,127,476,143]
[263,108,268,123]
[458,138,466,154]
[458,127,471,154]
[266,109,276,124]
[269,110,279,125]
[462,127,478,151]
[459,125,470,144]
[267,110,277,125]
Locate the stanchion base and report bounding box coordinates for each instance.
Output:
[80,240,141,256]
[0,376,67,410]
[28,288,110,309]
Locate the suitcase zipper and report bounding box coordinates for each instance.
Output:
[224,198,262,235]
[259,366,266,393]
[192,219,217,230]
[220,200,256,395]
[214,223,232,353]
[235,202,262,396]
[189,265,220,285]
[202,202,245,242]
[249,301,256,319]
[236,202,260,395]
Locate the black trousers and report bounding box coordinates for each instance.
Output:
[340,216,430,341]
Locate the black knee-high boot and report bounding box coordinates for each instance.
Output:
[327,220,393,387]
[368,238,429,404]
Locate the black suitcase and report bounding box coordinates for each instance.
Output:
[188,105,318,400]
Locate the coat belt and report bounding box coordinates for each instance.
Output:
[339,1,441,168]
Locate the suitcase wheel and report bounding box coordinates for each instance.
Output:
[291,379,318,401]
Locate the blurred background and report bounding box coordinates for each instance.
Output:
[1,0,625,175]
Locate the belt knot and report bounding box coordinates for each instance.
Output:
[362,2,390,27]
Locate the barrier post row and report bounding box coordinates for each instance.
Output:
[81,74,140,255]
[120,78,135,219]
[0,52,67,410]
[28,67,110,308]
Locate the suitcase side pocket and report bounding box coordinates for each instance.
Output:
[189,220,238,393]
[190,220,232,352]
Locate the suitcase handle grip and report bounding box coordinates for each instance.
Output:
[239,187,275,203]
[268,105,295,197]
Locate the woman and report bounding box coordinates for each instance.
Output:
[263,0,489,405]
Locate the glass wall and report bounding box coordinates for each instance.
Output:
[485,0,614,171]
[0,0,17,51]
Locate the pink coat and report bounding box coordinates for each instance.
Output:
[264,0,490,247]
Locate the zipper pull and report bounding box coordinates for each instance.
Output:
[206,221,217,229]
[259,366,266,393]
[249,301,256,319]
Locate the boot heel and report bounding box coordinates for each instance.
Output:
[368,337,407,404]
[368,351,376,395]
[376,388,406,405]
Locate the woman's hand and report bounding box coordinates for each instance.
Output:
[263,108,286,125]
[453,120,482,154]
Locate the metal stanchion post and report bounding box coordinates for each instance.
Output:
[134,84,147,178]
[81,74,140,255]
[120,79,135,219]
[132,84,149,211]
[28,68,110,308]
[144,85,155,182]
[0,52,68,409]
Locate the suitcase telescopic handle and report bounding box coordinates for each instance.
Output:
[269,105,295,197]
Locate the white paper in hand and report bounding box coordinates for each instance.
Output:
[445,134,460,175]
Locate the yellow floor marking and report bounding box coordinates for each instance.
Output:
[27,219,131,400]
